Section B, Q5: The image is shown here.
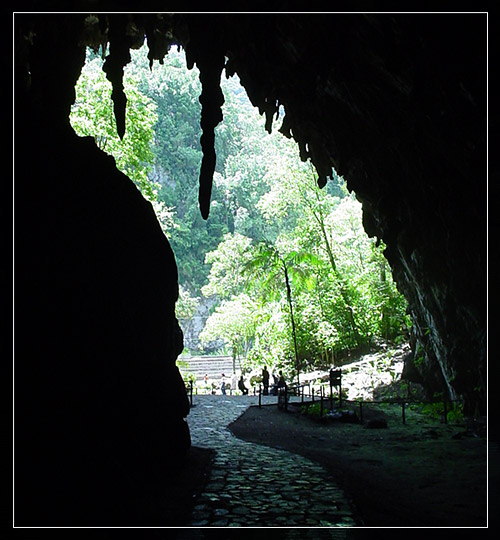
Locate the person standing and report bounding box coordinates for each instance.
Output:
[221,373,226,395]
[262,366,270,395]
[277,370,287,410]
[278,370,286,389]
[238,376,249,395]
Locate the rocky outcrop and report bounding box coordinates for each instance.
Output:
[14,10,486,524]
[180,295,222,353]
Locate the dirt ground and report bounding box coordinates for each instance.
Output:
[228,401,488,527]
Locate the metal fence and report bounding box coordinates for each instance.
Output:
[257,381,463,425]
[185,378,463,425]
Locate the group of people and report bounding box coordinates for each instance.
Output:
[206,368,286,396]
[261,366,286,396]
[207,373,250,395]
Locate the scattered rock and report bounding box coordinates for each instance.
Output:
[366,418,388,429]
[325,409,360,424]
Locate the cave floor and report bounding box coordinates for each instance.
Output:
[187,394,358,527]
[186,394,488,527]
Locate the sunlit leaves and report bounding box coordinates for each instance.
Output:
[199,293,256,360]
[70,48,176,236]
[201,232,253,299]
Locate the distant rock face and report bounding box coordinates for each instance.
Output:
[180,296,221,353]
[14,11,486,525]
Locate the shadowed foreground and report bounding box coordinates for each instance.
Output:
[229,403,488,527]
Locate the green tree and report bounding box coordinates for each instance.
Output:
[245,301,292,376]
[257,160,365,346]
[244,242,320,383]
[201,232,253,299]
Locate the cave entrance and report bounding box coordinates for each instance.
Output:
[70,41,409,397]
[16,13,487,528]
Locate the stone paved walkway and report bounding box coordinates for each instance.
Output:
[186,394,358,527]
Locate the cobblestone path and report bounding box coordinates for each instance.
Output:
[186,394,358,527]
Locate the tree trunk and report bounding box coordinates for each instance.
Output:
[313,206,362,346]
[283,262,300,384]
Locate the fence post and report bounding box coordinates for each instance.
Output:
[320,386,324,418]
[301,385,304,403]
[330,382,333,409]
[359,401,363,423]
[284,385,288,412]
[339,376,342,408]
[259,385,262,408]
[189,380,193,407]
[312,388,315,402]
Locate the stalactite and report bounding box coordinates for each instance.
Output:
[102,16,131,140]
[195,53,226,220]
[144,14,176,68]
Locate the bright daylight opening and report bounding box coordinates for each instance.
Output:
[70,42,410,402]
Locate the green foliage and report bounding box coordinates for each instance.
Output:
[177,359,196,384]
[300,402,324,419]
[420,397,464,424]
[244,301,293,375]
[201,232,253,299]
[199,293,256,361]
[71,51,156,194]
[71,43,410,373]
[446,402,464,424]
[70,48,176,235]
[175,286,200,321]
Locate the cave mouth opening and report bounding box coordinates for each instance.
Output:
[69,39,410,390]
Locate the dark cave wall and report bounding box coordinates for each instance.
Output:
[14,11,486,524]
[15,15,190,525]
